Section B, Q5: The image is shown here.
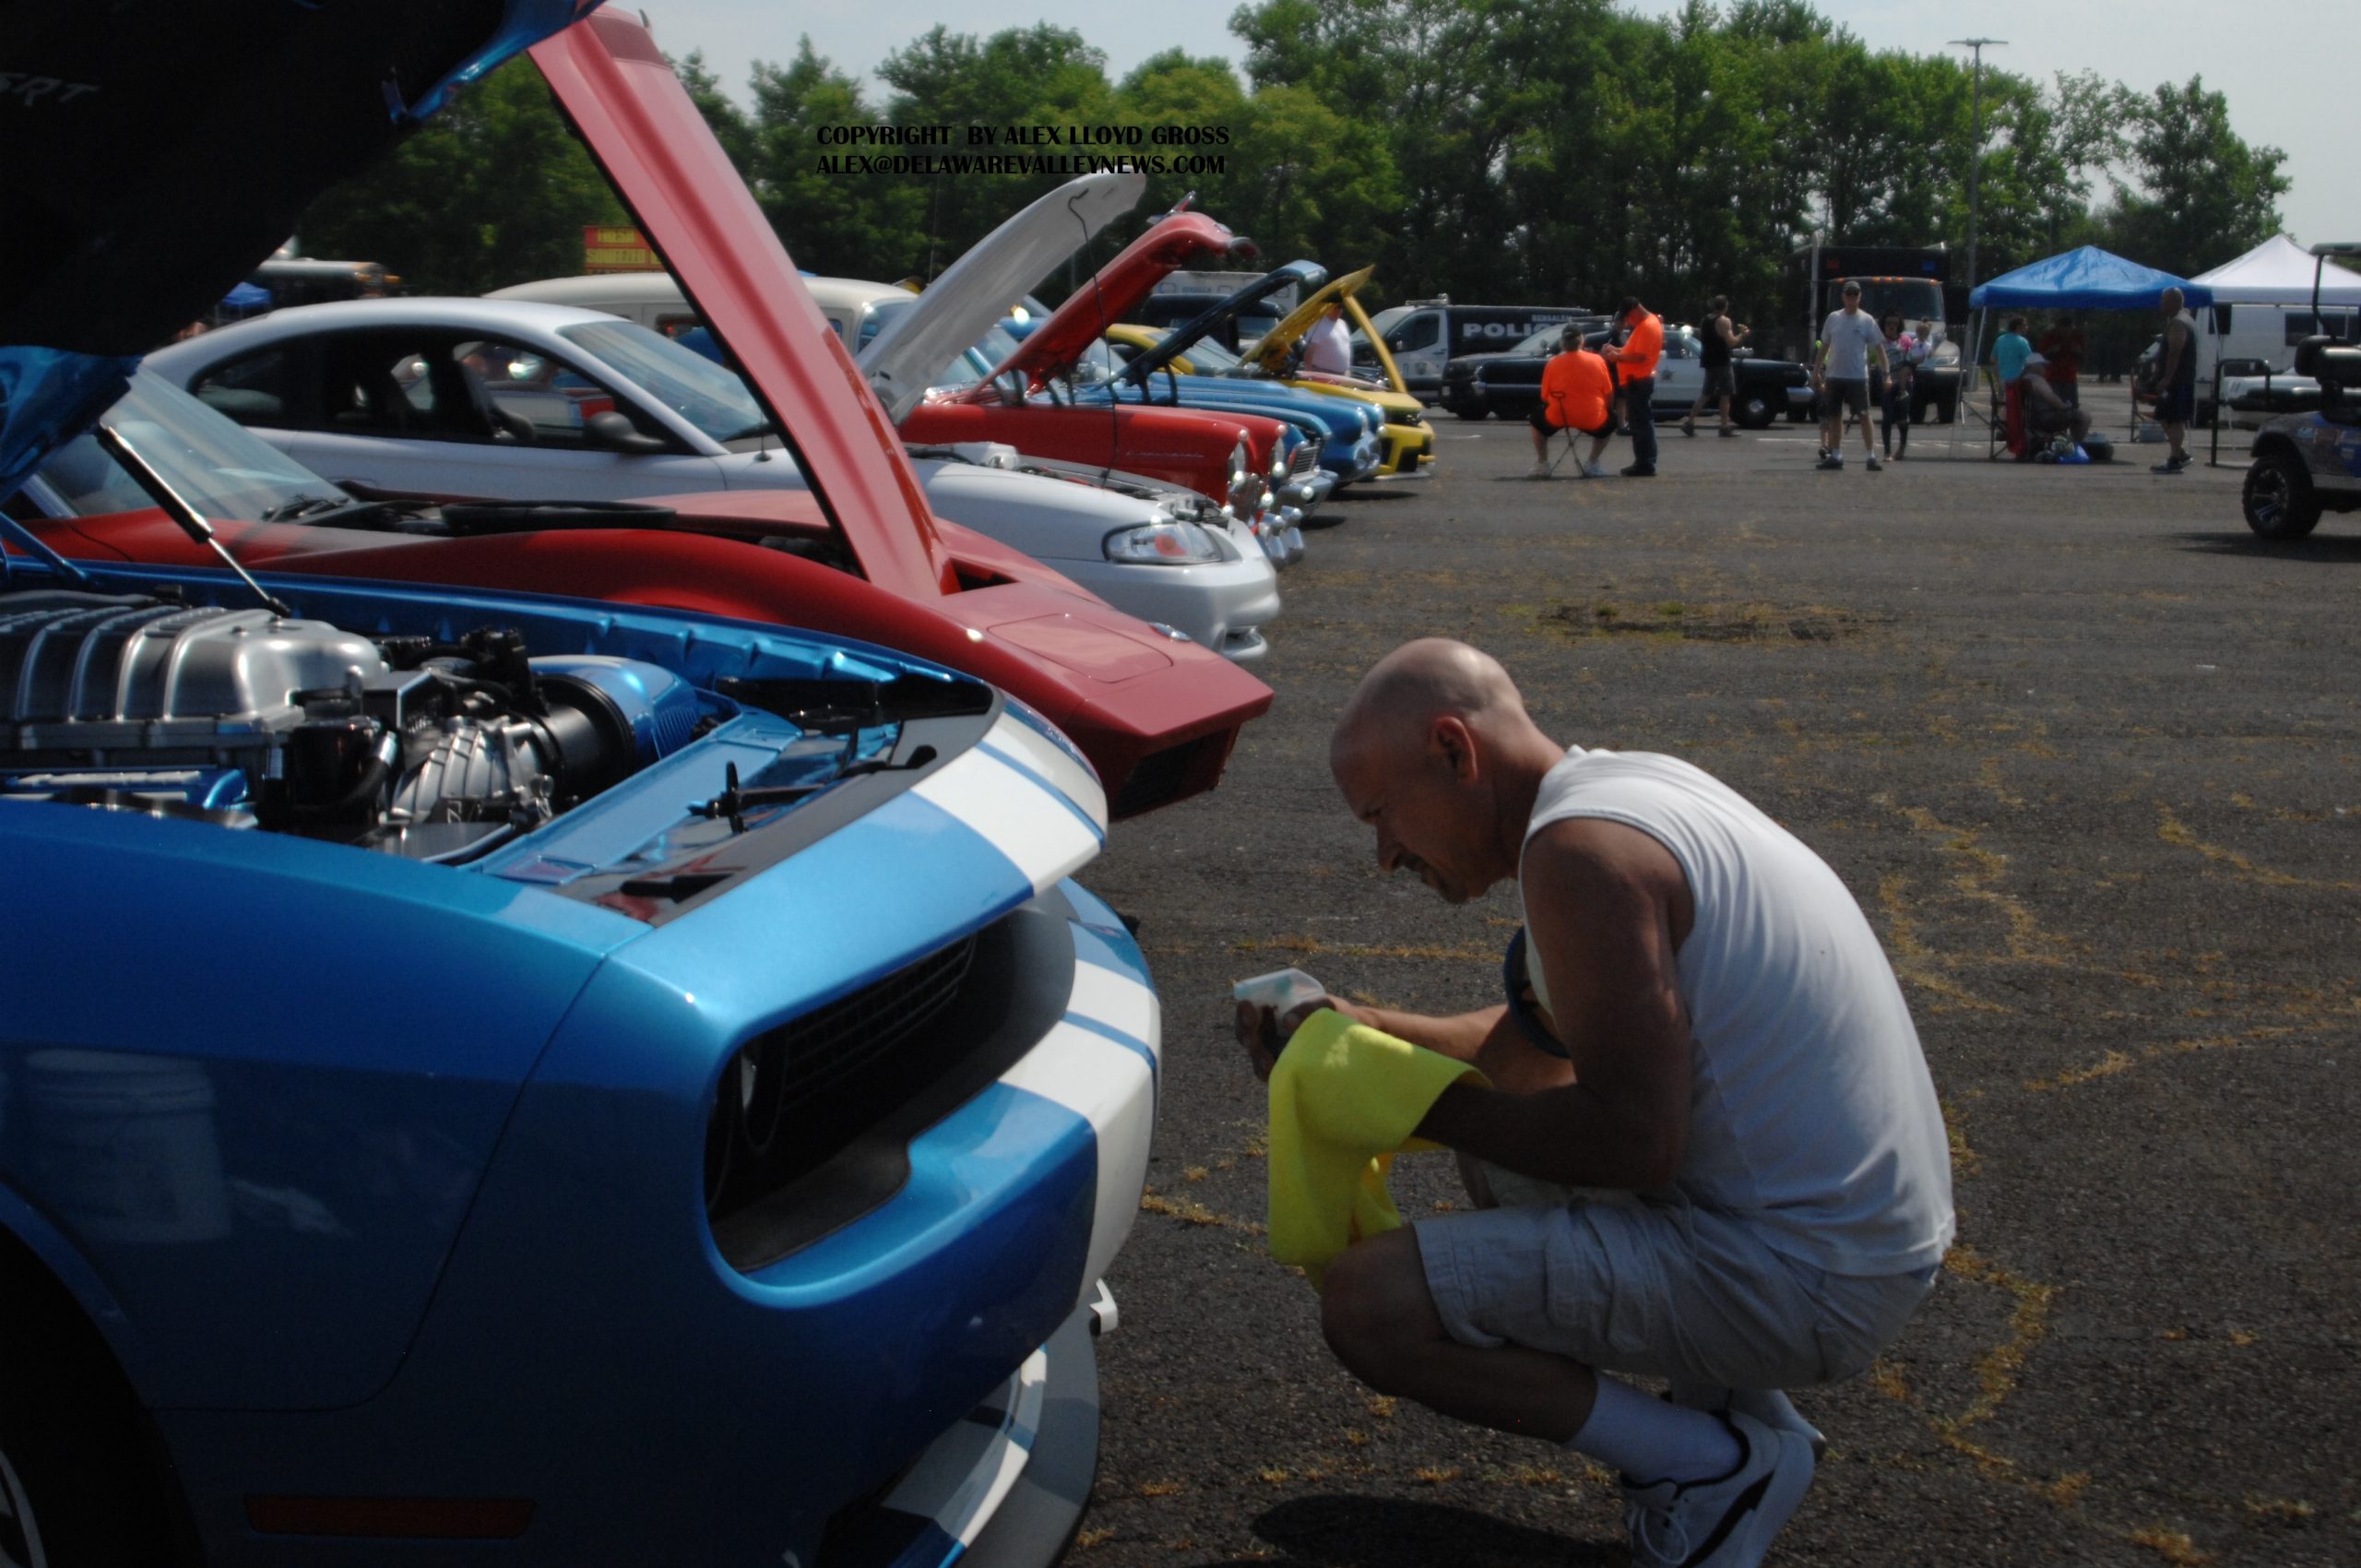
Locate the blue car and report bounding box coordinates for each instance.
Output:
[0,2,1159,1562]
[0,551,1159,1566]
[1094,263,1386,486]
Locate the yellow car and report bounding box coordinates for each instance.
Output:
[1106,267,1435,479]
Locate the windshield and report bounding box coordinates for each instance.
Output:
[34,373,350,521]
[859,296,1026,387]
[1830,279,1943,326]
[557,318,773,443]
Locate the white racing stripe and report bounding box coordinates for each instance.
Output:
[880,1348,1048,1548]
[1064,962,1159,1066]
[981,715,1107,831]
[911,747,1101,895]
[1001,1018,1157,1289]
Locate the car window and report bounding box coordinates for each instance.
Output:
[1390,313,1440,353]
[1664,331,1697,360]
[296,332,621,448]
[460,339,625,448]
[191,347,296,425]
[558,319,772,444]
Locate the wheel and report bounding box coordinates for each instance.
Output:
[1939,394,1959,424]
[1453,402,1489,421]
[2243,449,2321,539]
[1735,389,1776,430]
[0,1241,184,1565]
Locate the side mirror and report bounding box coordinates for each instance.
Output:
[587,410,669,455]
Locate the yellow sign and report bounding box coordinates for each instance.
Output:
[583,225,660,274]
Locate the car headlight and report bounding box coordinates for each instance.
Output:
[1228,439,1265,516]
[1105,518,1224,564]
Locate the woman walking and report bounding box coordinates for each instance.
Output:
[1878,313,1921,460]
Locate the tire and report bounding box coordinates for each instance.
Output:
[1735,389,1776,430]
[0,1242,184,1566]
[1939,394,1958,424]
[2243,449,2321,539]
[1453,401,1489,421]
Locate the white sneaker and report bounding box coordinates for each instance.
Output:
[1584,461,1608,479]
[1621,1412,1814,1568]
[1528,458,1552,478]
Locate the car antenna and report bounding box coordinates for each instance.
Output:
[93,424,295,617]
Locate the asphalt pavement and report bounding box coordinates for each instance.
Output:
[1072,386,2361,1568]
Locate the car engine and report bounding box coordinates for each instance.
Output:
[0,591,702,861]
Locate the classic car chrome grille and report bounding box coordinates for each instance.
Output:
[1286,444,1318,479]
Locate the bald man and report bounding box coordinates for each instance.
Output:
[1238,639,1952,1568]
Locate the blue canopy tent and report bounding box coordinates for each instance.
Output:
[1961,247,2213,455]
[1967,246,2213,313]
[219,280,271,317]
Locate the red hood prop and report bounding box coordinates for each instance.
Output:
[987,213,1243,389]
[529,14,952,600]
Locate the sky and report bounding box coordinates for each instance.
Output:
[635,0,2351,266]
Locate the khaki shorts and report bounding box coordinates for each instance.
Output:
[1413,1194,1938,1390]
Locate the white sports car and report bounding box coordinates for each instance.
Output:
[144,297,1281,662]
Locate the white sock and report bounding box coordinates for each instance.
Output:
[1565,1375,1742,1486]
[1670,1380,1810,1435]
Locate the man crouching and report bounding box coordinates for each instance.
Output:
[1239,638,1953,1568]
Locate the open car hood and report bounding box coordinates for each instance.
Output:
[0,0,599,505]
[1249,266,1377,370]
[1121,262,1326,385]
[861,172,1145,423]
[529,11,954,600]
[987,213,1251,388]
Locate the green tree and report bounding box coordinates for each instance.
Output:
[743,39,927,279]
[2105,76,2288,276]
[296,55,629,293]
[881,25,1118,280]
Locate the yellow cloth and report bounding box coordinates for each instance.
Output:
[1265,1009,1489,1289]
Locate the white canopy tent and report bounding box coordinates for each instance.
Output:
[2188,238,2361,462]
[2189,235,2361,305]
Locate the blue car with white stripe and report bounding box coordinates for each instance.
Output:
[0,557,1159,1567]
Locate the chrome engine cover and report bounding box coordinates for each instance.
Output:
[0,596,385,768]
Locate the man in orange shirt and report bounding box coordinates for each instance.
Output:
[1528,327,1619,479]
[1603,297,1663,476]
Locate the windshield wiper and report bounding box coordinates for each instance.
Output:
[257,493,351,523]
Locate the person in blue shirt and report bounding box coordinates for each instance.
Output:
[1992,317,2033,386]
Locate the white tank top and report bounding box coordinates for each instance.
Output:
[1516,747,1954,1275]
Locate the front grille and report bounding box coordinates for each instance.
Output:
[1113,734,1216,817]
[772,936,977,1106]
[706,897,1074,1273]
[1286,444,1318,479]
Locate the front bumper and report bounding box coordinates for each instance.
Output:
[1054,552,1280,665]
[159,881,1164,1567]
[1374,422,1434,477]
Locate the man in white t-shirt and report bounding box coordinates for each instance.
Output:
[1816,280,1889,472]
[1237,637,1952,1568]
[1301,302,1354,376]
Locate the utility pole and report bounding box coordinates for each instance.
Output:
[1949,37,2007,291]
